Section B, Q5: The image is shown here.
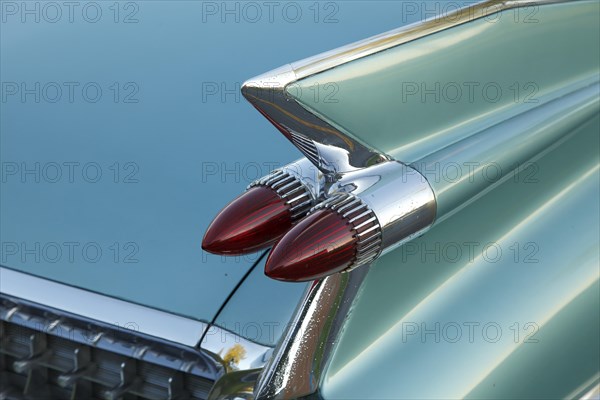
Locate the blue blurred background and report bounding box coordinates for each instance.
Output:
[0,1,448,333]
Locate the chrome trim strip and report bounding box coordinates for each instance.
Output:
[0,267,276,397]
[242,66,389,175]
[246,0,581,398]
[326,161,437,259]
[567,374,600,400]
[0,267,207,347]
[312,192,383,269]
[289,0,564,80]
[249,158,325,219]
[0,294,222,382]
[253,267,370,399]
[241,0,574,176]
[580,383,600,400]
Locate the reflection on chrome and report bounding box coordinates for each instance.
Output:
[320,161,437,271]
[243,0,585,397]
[250,157,325,212]
[0,267,275,399]
[0,267,206,346]
[0,293,220,400]
[253,268,369,399]
[241,0,579,178]
[242,65,389,175]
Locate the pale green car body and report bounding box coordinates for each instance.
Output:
[280,1,600,398]
[1,1,598,399]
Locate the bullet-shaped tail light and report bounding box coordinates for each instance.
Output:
[202,158,322,255]
[265,194,382,281]
[265,161,437,281]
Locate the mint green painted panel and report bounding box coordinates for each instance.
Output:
[289,1,600,163]
[416,81,598,219]
[464,280,599,399]
[320,117,599,399]
[285,3,599,397]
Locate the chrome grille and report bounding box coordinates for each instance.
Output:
[289,132,320,167]
[0,296,220,400]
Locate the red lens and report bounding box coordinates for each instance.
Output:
[202,186,292,255]
[265,209,357,282]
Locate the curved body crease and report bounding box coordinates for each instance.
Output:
[245,0,600,398]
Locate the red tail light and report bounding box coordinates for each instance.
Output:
[202,168,314,255]
[265,209,357,282]
[202,186,292,255]
[265,191,385,281]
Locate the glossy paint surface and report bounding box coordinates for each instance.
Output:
[0,2,423,326]
[280,1,600,398]
[418,81,599,219]
[291,1,600,163]
[213,255,309,347]
[321,115,599,399]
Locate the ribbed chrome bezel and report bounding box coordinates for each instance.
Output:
[312,192,383,271]
[249,170,313,220]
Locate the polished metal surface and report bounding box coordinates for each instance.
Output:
[251,170,312,220]
[242,67,388,175]
[0,295,219,400]
[308,161,436,272]
[253,266,370,399]
[313,192,383,269]
[241,0,578,177]
[249,158,324,219]
[243,0,595,398]
[321,123,599,398]
[288,0,567,81]
[580,383,600,400]
[280,158,326,205]
[326,161,437,258]
[0,267,207,347]
[0,269,279,399]
[293,1,598,167]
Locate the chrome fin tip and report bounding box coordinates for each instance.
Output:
[241,64,297,102]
